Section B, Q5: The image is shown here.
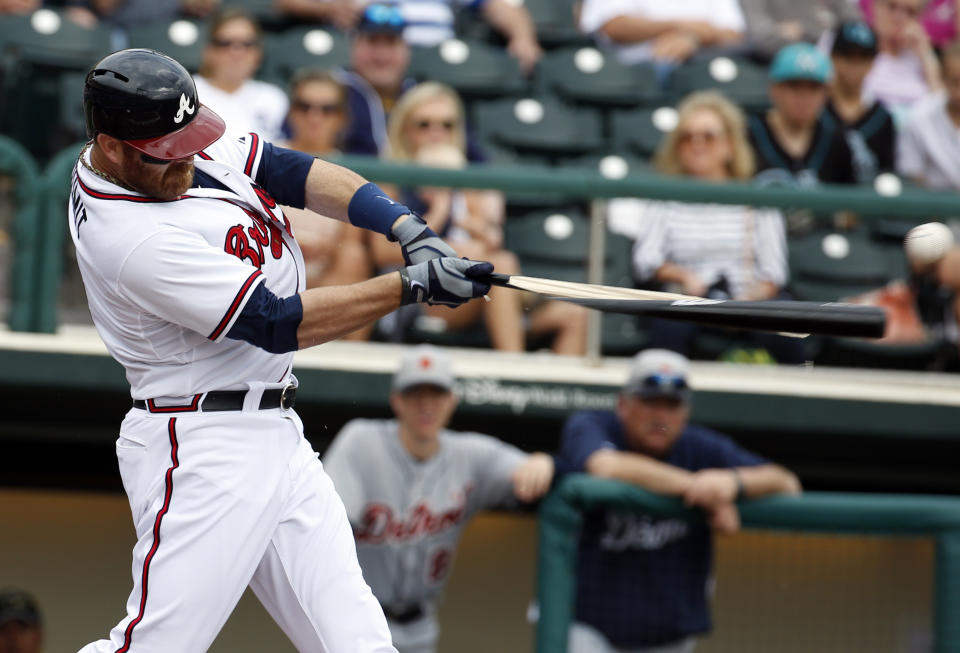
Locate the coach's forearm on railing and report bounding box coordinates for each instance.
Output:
[585,449,694,496]
[737,464,802,499]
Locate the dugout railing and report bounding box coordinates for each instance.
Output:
[537,474,960,653]
[15,145,960,336]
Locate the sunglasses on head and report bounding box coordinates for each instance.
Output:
[293,99,342,115]
[362,4,405,27]
[641,373,688,392]
[211,38,259,49]
[413,118,456,131]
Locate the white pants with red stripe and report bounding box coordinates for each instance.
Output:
[78,404,395,653]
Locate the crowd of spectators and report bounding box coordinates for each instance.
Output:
[4,0,960,359]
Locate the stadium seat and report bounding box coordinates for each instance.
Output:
[787,228,895,302]
[560,151,653,178]
[408,38,527,99]
[610,106,678,157]
[521,0,589,48]
[667,56,771,112]
[0,135,43,331]
[472,96,604,156]
[260,26,349,87]
[0,9,111,70]
[127,19,210,73]
[58,72,86,142]
[537,47,662,107]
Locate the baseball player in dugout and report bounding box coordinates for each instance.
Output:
[322,345,556,653]
[557,349,801,653]
[69,48,492,653]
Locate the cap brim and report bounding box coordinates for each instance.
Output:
[125,104,225,160]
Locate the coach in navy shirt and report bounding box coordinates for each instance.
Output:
[557,350,801,653]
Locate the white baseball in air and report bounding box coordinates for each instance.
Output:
[904,222,954,266]
[874,172,903,197]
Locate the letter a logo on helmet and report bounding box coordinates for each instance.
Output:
[174,93,196,124]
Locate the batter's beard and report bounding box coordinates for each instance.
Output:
[120,149,195,200]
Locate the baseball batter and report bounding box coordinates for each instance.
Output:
[323,345,555,653]
[69,49,491,653]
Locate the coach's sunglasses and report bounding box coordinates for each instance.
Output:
[641,374,688,392]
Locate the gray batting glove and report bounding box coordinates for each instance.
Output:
[399,257,493,306]
[391,214,458,265]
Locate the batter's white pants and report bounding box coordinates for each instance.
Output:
[77,404,396,653]
[569,622,696,653]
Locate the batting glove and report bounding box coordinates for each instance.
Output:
[399,257,493,306]
[391,214,458,265]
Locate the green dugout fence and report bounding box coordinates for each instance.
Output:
[537,474,960,653]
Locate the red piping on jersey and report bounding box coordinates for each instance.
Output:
[208,269,263,340]
[243,133,259,177]
[146,394,202,413]
[197,150,212,160]
[76,175,188,203]
[115,418,180,653]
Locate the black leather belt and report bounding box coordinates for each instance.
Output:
[133,385,296,412]
[381,604,425,625]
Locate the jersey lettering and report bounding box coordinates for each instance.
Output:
[355,487,473,543]
[428,548,453,583]
[70,171,88,236]
[223,204,285,268]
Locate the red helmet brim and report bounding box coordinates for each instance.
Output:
[124,104,226,160]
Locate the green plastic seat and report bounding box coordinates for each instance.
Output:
[408,38,527,99]
[127,18,210,73]
[0,9,111,70]
[610,106,677,157]
[667,56,770,112]
[58,71,88,141]
[559,151,653,178]
[538,47,662,107]
[260,26,349,86]
[522,0,589,48]
[788,228,896,302]
[0,135,42,331]
[473,96,604,156]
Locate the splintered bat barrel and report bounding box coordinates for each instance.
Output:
[562,298,886,338]
[483,273,886,339]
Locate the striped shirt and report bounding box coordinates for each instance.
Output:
[394,0,486,46]
[631,201,788,298]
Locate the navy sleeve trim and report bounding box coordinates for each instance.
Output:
[255,141,315,209]
[225,282,303,353]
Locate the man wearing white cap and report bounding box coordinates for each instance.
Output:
[557,349,801,653]
[323,345,555,653]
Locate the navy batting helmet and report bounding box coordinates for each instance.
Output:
[83,48,225,160]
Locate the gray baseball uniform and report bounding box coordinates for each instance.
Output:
[322,418,527,653]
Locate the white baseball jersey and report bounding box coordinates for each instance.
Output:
[323,418,526,648]
[68,133,304,400]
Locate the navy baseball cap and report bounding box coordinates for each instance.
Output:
[622,349,691,402]
[832,21,878,57]
[770,43,833,84]
[356,4,405,35]
[0,588,41,627]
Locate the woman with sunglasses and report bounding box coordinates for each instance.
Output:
[631,91,803,363]
[369,82,587,354]
[193,9,288,141]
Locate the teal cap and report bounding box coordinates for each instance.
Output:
[770,43,833,84]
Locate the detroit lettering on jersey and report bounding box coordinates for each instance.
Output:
[354,486,472,544]
[599,512,689,552]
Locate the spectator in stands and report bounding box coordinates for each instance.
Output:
[278,0,542,74]
[0,0,39,15]
[577,0,746,74]
[827,20,897,182]
[0,588,44,653]
[861,0,960,49]
[749,43,857,188]
[898,41,960,188]
[65,0,216,29]
[192,9,288,141]
[633,91,803,363]
[323,345,555,653]
[371,82,587,354]
[740,0,861,62]
[862,0,943,123]
[557,348,801,653]
[277,69,371,296]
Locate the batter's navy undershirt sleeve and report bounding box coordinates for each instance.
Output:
[255,143,315,209]
[226,282,303,353]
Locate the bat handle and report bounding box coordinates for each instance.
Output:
[484,272,512,288]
